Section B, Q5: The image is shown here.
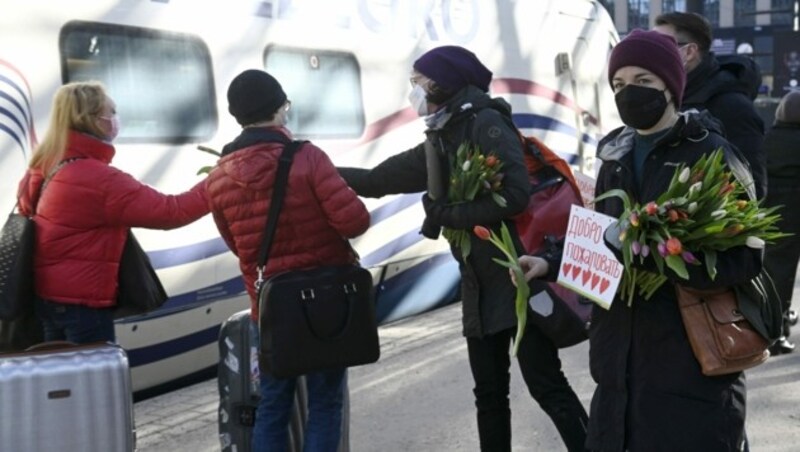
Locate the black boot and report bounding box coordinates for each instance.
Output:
[770,336,796,356]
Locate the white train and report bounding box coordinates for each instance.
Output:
[0,0,620,393]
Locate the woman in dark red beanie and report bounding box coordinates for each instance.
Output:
[339,45,588,452]
[517,29,761,451]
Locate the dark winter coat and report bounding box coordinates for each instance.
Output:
[338,86,530,337]
[683,53,766,199]
[762,122,800,301]
[585,111,762,451]
[206,126,370,321]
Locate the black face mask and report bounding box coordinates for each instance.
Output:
[614,85,669,130]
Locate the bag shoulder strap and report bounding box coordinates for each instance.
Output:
[255,140,306,288]
[17,157,85,216]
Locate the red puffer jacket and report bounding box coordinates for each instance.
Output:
[17,131,209,308]
[206,127,370,321]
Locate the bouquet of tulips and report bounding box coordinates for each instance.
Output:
[593,148,788,305]
[441,142,507,258]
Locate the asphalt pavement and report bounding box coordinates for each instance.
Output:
[135,281,800,451]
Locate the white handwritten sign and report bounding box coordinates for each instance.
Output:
[557,205,622,309]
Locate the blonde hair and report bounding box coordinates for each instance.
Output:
[30,82,109,174]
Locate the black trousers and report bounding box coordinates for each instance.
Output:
[764,183,800,326]
[466,320,588,451]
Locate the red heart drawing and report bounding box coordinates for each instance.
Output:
[599,278,610,294]
[562,263,573,278]
[591,274,600,290]
[571,265,581,280]
[582,269,591,285]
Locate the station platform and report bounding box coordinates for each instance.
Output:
[136,294,800,451]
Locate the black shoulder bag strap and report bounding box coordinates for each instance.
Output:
[14,157,84,217]
[254,140,305,290]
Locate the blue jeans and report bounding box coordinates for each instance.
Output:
[35,299,116,344]
[252,366,346,452]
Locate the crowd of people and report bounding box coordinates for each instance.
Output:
[11,10,798,452]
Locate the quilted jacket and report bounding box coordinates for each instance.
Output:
[17,131,209,307]
[206,126,370,321]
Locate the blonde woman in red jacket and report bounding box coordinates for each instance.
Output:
[17,82,209,344]
[207,70,370,452]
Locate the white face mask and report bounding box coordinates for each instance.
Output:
[408,84,429,116]
[100,115,120,142]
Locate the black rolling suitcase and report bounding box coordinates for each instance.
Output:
[217,309,350,452]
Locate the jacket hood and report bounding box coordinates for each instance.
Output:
[685,53,762,103]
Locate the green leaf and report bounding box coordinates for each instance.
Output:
[491,258,516,269]
[499,222,519,260]
[591,189,631,210]
[461,234,472,259]
[196,145,222,157]
[665,255,688,280]
[652,250,665,274]
[704,250,717,281]
[196,165,213,175]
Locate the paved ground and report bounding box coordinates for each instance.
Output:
[135,282,800,451]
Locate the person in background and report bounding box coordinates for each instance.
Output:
[338,46,588,452]
[655,11,766,199]
[16,81,209,345]
[206,69,370,451]
[517,30,761,451]
[763,90,800,355]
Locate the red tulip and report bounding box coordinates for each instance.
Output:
[485,156,498,167]
[473,226,491,240]
[666,237,683,256]
[645,202,658,216]
[667,209,680,223]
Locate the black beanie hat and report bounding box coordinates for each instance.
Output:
[413,45,493,94]
[227,69,287,126]
[608,29,686,108]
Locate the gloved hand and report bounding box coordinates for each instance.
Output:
[420,194,443,239]
[421,192,451,224]
[603,220,626,264]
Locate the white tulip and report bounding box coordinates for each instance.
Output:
[746,236,765,249]
[711,209,726,220]
[679,167,690,183]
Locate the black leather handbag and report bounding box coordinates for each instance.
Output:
[256,140,379,378]
[0,210,35,320]
[0,161,80,321]
[114,231,168,319]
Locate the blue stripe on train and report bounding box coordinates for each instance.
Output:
[145,112,591,270]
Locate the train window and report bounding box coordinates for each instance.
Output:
[264,46,364,139]
[59,21,216,143]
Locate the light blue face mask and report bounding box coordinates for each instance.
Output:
[408,84,429,116]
